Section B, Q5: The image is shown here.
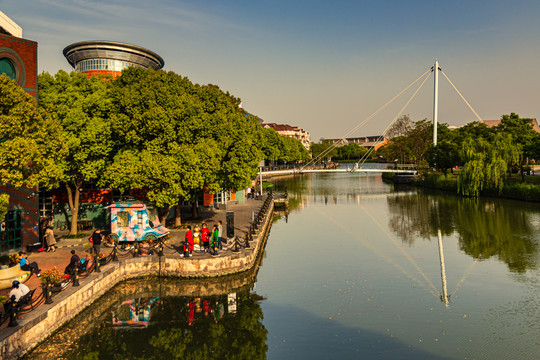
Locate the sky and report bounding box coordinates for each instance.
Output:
[2,0,540,141]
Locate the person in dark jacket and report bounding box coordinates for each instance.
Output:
[92,229,103,256]
[64,250,80,275]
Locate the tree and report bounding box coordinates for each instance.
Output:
[0,194,8,222]
[386,114,412,139]
[496,113,537,180]
[105,68,262,223]
[0,74,66,190]
[38,71,113,235]
[457,133,521,196]
[336,143,366,161]
[310,142,337,162]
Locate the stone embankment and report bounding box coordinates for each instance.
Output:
[0,200,274,360]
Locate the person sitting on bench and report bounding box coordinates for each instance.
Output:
[19,252,41,277]
[64,250,81,275]
[3,280,30,311]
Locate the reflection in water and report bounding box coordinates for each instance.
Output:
[386,188,539,272]
[25,279,268,360]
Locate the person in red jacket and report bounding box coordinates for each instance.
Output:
[183,226,194,257]
[200,223,210,252]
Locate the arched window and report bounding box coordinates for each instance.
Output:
[0,58,16,80]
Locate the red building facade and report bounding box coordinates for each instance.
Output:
[0,18,39,252]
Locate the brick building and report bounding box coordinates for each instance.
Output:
[0,11,39,253]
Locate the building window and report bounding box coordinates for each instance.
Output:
[0,58,16,80]
[0,209,22,252]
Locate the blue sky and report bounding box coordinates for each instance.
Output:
[2,0,540,140]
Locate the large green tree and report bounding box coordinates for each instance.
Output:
[104,68,262,222]
[38,71,113,234]
[0,74,66,190]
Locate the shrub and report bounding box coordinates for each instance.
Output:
[40,267,65,284]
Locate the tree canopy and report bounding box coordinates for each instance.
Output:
[0,74,66,190]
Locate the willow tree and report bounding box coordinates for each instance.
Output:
[457,134,521,196]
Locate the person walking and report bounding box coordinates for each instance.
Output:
[217,220,223,250]
[92,229,103,256]
[43,225,57,252]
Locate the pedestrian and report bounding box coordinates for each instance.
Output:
[183,226,193,257]
[211,225,219,255]
[201,223,210,252]
[217,220,223,250]
[250,186,255,199]
[18,252,41,277]
[43,225,57,252]
[91,229,103,256]
[246,186,251,199]
[64,250,80,275]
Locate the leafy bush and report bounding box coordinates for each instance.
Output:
[40,267,65,284]
[0,255,10,265]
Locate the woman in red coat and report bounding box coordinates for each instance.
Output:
[200,223,210,252]
[184,226,194,257]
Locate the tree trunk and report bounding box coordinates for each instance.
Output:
[66,181,82,235]
[520,162,525,182]
[191,201,198,219]
[174,200,182,227]
[158,206,170,225]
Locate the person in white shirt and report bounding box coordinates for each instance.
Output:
[9,280,30,302]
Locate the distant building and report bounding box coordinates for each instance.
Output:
[262,123,311,150]
[63,40,164,78]
[482,119,540,133]
[321,136,388,151]
[0,11,39,253]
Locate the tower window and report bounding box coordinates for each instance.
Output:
[0,58,16,80]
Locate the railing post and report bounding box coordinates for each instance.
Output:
[133,241,139,258]
[44,278,53,304]
[245,233,250,248]
[157,238,164,257]
[73,266,80,287]
[112,241,119,262]
[95,253,101,273]
[8,296,18,327]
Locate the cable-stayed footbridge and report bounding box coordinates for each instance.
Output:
[261,60,482,178]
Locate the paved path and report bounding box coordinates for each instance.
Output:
[0,198,265,313]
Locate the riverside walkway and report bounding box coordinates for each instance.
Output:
[0,195,274,359]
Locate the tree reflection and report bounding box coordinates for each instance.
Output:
[387,188,539,272]
[24,280,268,360]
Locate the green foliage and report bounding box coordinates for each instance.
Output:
[0,193,8,222]
[310,142,337,162]
[0,75,66,189]
[105,68,262,214]
[457,134,521,196]
[335,143,367,161]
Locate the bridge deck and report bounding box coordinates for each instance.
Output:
[261,168,418,176]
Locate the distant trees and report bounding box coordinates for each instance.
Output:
[379,112,540,197]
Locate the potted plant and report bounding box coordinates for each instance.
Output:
[9,253,21,267]
[0,255,9,269]
[40,267,66,292]
[98,252,108,266]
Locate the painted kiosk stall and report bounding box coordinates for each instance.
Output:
[106,203,169,245]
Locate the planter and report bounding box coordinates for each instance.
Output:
[0,264,30,290]
[51,284,63,293]
[99,259,108,266]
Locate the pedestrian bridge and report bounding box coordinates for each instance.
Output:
[260,166,418,176]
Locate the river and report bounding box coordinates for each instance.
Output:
[24,171,540,359]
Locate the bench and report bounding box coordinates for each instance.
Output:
[1,288,36,327]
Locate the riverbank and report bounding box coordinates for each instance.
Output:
[385,172,540,202]
[0,196,274,360]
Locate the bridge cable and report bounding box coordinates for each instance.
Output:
[439,70,483,122]
[312,206,441,300]
[354,68,432,169]
[303,67,433,170]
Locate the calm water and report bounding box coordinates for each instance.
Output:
[25,172,540,359]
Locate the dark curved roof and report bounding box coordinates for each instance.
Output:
[63,40,164,70]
